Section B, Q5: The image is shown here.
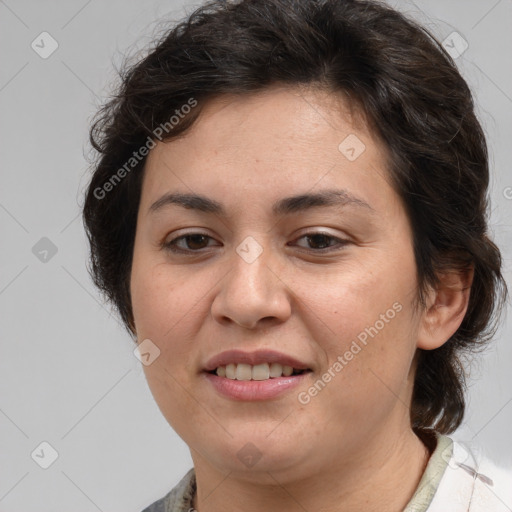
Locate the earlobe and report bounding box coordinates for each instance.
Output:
[417,266,474,350]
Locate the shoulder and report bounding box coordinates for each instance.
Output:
[471,455,512,511]
[140,468,196,512]
[428,436,512,512]
[140,496,166,512]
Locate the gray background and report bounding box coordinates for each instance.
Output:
[0,0,511,511]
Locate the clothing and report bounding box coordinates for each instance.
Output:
[405,434,512,511]
[141,434,512,511]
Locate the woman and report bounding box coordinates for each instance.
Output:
[82,0,511,510]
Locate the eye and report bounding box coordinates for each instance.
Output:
[162,233,219,254]
[162,230,350,255]
[290,231,350,253]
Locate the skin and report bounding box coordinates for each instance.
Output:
[130,85,472,512]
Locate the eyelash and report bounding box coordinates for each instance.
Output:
[162,231,350,255]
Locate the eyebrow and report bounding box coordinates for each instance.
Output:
[148,189,375,217]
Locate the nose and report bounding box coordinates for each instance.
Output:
[210,242,292,330]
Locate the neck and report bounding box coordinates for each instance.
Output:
[191,427,432,512]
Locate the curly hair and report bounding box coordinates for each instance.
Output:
[82,0,507,435]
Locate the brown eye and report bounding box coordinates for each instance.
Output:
[291,232,350,253]
[163,233,218,253]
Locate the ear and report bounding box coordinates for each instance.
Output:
[417,266,474,350]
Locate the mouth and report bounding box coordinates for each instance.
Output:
[206,363,312,381]
[202,349,313,381]
[203,362,313,401]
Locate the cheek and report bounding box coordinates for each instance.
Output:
[142,359,214,446]
[131,258,196,338]
[131,259,200,379]
[298,252,419,401]
[304,254,413,338]
[131,261,211,437]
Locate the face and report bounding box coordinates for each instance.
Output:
[130,85,423,482]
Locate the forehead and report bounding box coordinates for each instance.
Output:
[140,85,395,215]
[156,85,370,157]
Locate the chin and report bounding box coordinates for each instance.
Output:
[199,434,312,477]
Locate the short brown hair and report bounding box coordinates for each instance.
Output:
[82,0,507,435]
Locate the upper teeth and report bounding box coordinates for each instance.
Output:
[215,363,298,380]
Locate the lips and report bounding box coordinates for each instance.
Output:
[203,349,312,373]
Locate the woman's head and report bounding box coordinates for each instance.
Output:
[82,0,506,458]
